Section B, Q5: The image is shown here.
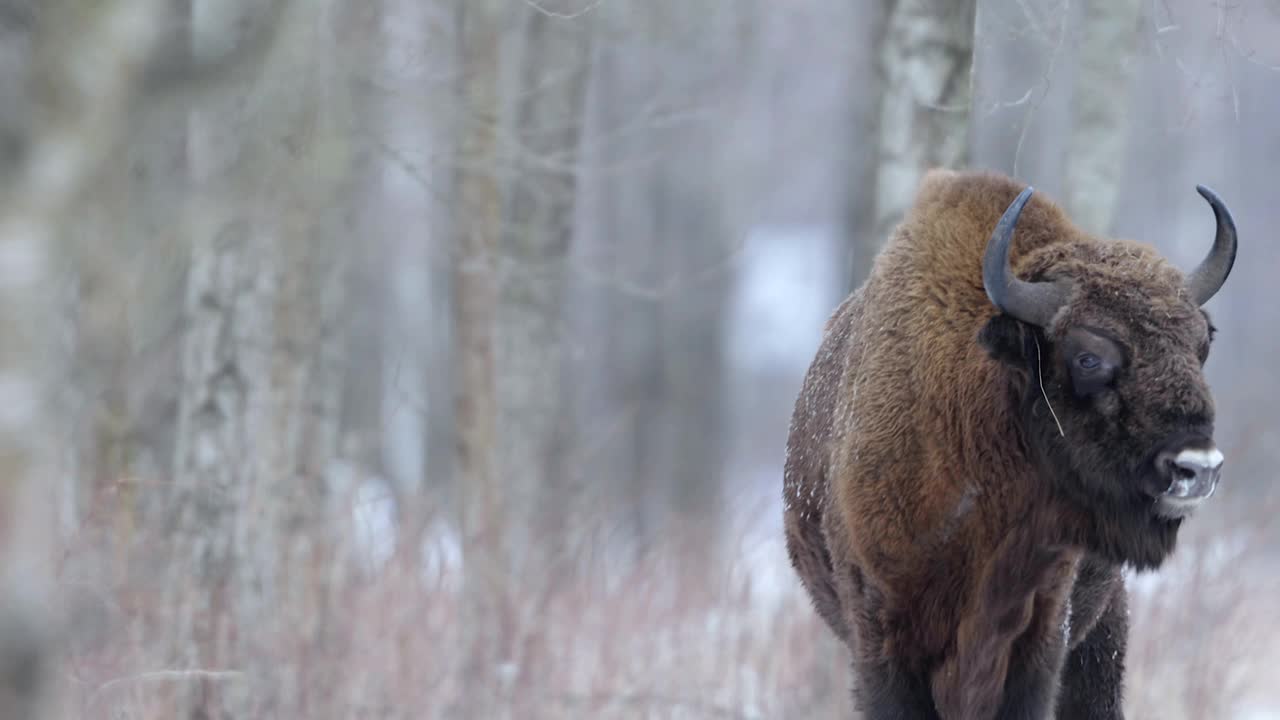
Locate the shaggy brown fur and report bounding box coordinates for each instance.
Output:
[784,169,1226,719]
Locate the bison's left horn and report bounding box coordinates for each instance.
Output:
[983,186,1068,327]
[1185,185,1238,306]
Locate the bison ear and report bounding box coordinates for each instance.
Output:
[979,314,1032,367]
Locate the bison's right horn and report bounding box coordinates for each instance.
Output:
[1184,185,1238,306]
[982,186,1068,328]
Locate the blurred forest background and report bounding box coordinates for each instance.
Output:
[1,0,1278,718]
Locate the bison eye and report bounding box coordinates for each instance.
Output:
[1069,350,1116,397]
[1062,327,1124,397]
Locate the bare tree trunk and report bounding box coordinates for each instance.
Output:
[451,0,510,710]
[76,30,190,552]
[0,221,58,720]
[168,218,273,716]
[1062,0,1143,235]
[0,2,175,717]
[0,165,59,720]
[371,0,455,550]
[852,0,977,286]
[500,8,593,579]
[591,44,667,555]
[168,2,348,714]
[659,162,730,561]
[164,5,280,714]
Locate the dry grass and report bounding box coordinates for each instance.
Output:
[1125,515,1280,719]
[53,482,1279,719]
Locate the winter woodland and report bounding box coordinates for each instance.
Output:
[1,0,1278,717]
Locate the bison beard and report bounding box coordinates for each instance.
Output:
[784,170,1236,719]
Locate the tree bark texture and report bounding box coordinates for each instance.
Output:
[368,0,459,548]
[167,2,349,714]
[451,0,509,709]
[854,0,977,286]
[1062,0,1144,235]
[499,7,593,578]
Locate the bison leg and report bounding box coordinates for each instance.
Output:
[930,588,1068,720]
[932,516,1075,720]
[993,600,1069,720]
[842,578,936,717]
[784,514,849,641]
[1055,586,1127,719]
[854,657,937,719]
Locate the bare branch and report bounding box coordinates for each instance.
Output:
[1063,0,1144,233]
[1227,29,1280,71]
[89,669,244,702]
[1012,0,1070,178]
[519,0,605,21]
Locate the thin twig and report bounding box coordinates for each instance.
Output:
[1013,0,1069,178]
[520,0,605,21]
[87,669,245,706]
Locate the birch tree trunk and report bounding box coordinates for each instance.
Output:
[165,6,276,715]
[167,216,272,715]
[1062,0,1144,235]
[373,0,450,542]
[168,1,348,714]
[853,0,977,286]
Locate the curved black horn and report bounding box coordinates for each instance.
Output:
[983,187,1068,327]
[1185,185,1238,306]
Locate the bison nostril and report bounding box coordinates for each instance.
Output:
[1156,446,1224,503]
[1156,447,1224,483]
[1172,447,1224,475]
[1155,454,1180,478]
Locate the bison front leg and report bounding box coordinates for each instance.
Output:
[855,656,938,719]
[844,589,937,716]
[994,606,1069,720]
[933,524,1076,720]
[1055,586,1127,719]
[929,591,1068,720]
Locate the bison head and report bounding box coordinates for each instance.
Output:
[977,185,1237,561]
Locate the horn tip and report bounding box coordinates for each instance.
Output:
[1194,184,1236,232]
[1007,186,1035,214]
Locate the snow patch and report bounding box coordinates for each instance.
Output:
[726,224,841,375]
[419,519,463,591]
[352,478,397,573]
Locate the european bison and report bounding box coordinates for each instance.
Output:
[783,170,1237,719]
